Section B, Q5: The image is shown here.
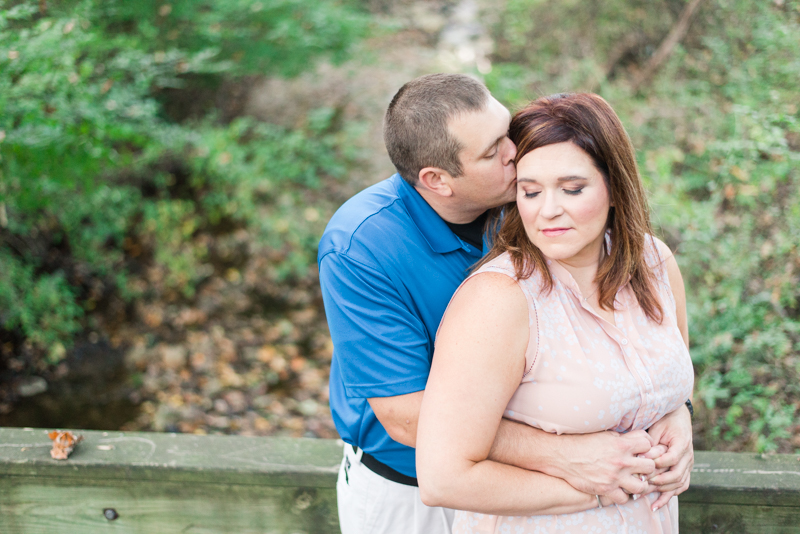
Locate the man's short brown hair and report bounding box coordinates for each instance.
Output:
[383,73,490,186]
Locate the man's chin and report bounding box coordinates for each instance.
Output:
[488,198,514,209]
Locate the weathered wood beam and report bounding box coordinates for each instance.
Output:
[680,451,800,533]
[2,427,800,533]
[0,428,341,533]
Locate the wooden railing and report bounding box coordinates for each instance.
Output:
[1,427,799,533]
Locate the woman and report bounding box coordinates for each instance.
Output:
[416,93,693,533]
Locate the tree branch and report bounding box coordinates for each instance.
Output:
[630,0,705,93]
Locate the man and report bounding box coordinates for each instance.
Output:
[318,74,693,534]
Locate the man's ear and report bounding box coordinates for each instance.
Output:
[417,166,454,198]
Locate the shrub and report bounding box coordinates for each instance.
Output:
[0,0,368,361]
[486,0,800,452]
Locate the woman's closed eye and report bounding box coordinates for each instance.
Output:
[523,187,583,199]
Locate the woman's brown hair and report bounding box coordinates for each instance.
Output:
[481,93,663,323]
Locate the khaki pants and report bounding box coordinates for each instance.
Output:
[336,444,455,534]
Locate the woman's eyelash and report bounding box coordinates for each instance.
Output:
[521,187,584,198]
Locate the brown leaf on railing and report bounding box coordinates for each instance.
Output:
[48,430,83,460]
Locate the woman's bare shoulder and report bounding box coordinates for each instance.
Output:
[444,271,528,330]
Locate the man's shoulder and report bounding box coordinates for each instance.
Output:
[319,175,412,258]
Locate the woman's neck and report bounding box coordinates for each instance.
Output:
[553,240,607,290]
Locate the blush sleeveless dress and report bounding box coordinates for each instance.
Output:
[450,236,694,534]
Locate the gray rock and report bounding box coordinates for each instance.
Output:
[17,376,47,398]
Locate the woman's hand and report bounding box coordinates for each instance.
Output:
[549,429,656,504]
[644,405,694,511]
[417,272,649,516]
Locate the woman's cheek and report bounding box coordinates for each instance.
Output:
[517,201,538,227]
[573,193,610,227]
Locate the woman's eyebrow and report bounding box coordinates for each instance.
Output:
[517,175,588,183]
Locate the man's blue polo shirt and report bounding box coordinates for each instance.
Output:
[318,173,483,478]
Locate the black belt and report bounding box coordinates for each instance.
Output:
[353,445,418,487]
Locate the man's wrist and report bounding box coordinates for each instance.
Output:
[493,419,564,474]
[532,431,578,479]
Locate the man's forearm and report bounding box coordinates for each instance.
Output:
[371,392,655,499]
[488,419,655,499]
[488,419,566,474]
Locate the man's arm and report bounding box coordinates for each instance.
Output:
[490,419,654,502]
[320,249,432,413]
[368,392,423,448]
[371,392,655,502]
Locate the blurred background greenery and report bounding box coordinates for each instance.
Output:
[1,0,798,453]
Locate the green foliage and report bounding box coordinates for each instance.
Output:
[89,0,368,77]
[487,0,800,452]
[0,250,81,363]
[0,1,368,356]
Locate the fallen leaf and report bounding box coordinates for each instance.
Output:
[48,430,83,460]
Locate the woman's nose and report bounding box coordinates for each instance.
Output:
[540,192,563,219]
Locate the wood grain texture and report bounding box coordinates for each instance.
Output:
[0,428,342,533]
[680,503,800,534]
[0,427,341,486]
[3,428,800,533]
[0,476,338,533]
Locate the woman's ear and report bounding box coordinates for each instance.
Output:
[417,167,454,198]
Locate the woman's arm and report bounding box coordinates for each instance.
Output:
[645,244,694,511]
[664,249,689,347]
[417,272,610,515]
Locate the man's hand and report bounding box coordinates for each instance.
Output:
[644,404,694,511]
[539,429,658,505]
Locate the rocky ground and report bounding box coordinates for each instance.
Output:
[1,0,497,439]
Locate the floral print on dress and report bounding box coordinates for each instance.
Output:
[450,235,692,534]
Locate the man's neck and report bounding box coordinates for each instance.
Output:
[414,186,485,224]
[444,211,488,249]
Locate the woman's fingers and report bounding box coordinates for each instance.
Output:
[619,472,649,495]
[625,429,657,449]
[651,465,692,493]
[652,447,681,469]
[629,456,657,477]
[650,489,675,511]
[652,473,690,511]
[641,444,668,460]
[648,450,693,486]
[604,488,631,506]
[648,467,682,487]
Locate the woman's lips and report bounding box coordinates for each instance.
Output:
[541,228,570,237]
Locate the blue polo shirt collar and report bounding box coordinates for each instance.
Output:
[394,174,465,254]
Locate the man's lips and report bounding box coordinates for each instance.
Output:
[541,228,570,237]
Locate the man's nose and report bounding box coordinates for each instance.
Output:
[502,138,517,166]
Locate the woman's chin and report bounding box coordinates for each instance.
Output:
[533,244,579,261]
